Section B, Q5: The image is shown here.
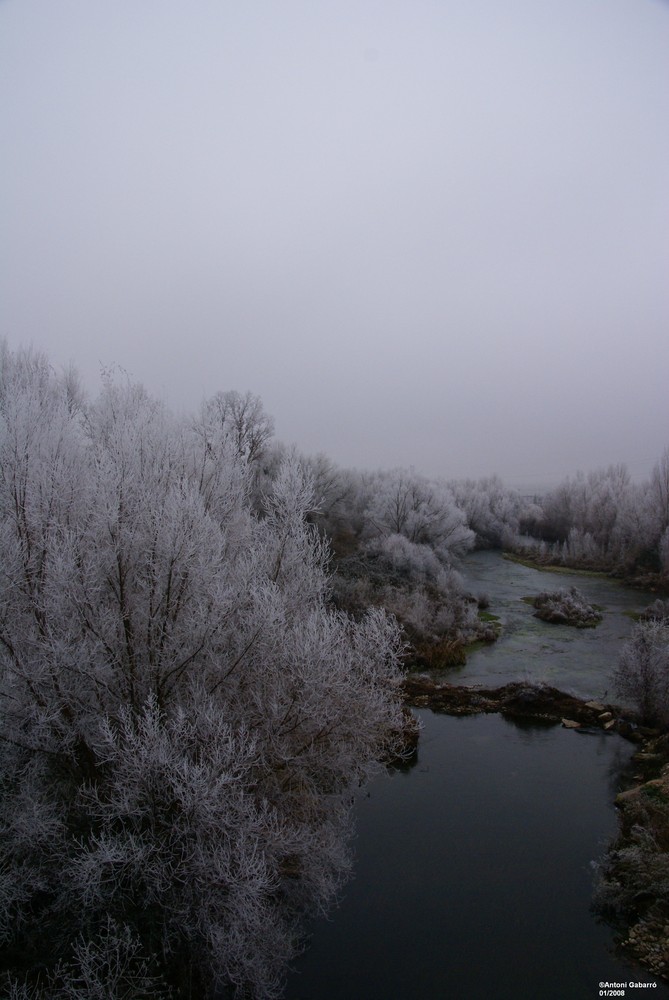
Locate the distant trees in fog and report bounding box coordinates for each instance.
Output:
[450,475,527,549]
[519,456,669,576]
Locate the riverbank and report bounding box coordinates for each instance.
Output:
[604,736,669,981]
[504,551,669,595]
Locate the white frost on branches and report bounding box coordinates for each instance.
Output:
[0,344,405,999]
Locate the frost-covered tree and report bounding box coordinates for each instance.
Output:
[649,448,669,538]
[318,468,486,666]
[0,346,405,999]
[614,620,669,727]
[198,388,274,464]
[363,469,474,564]
[538,465,632,557]
[450,475,526,548]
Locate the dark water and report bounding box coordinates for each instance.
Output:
[457,550,651,700]
[286,712,667,1000]
[284,554,666,1000]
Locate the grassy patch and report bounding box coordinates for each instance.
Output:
[409,637,468,670]
[641,782,669,805]
[477,609,501,639]
[503,552,610,578]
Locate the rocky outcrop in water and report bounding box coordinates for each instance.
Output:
[402,676,643,738]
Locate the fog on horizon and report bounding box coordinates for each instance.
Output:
[1,0,668,491]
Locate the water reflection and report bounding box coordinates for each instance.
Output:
[285,711,667,1000]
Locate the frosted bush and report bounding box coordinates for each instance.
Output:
[365,532,443,583]
[614,620,669,726]
[639,598,669,623]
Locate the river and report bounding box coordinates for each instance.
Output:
[458,549,651,700]
[284,551,667,999]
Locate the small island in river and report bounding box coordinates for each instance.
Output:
[529,586,603,628]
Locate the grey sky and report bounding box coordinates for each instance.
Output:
[2,0,668,489]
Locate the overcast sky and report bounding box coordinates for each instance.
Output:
[1,0,668,489]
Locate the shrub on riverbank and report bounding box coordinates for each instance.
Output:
[594,622,669,983]
[614,621,669,728]
[639,599,669,624]
[330,547,499,670]
[594,758,669,982]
